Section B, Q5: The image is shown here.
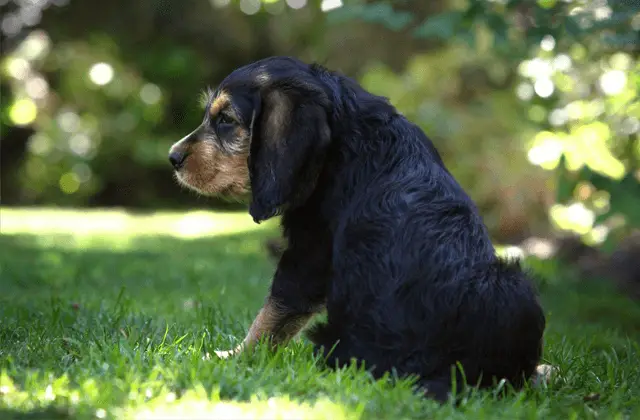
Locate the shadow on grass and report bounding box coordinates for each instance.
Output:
[0,229,278,314]
[2,229,640,349]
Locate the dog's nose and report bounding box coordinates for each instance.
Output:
[169,151,186,170]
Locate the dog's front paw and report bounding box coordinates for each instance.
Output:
[213,349,237,359]
[532,363,558,387]
[213,343,245,359]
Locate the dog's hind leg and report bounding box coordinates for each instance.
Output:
[416,375,453,403]
[306,321,354,368]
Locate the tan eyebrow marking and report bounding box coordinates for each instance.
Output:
[209,91,230,117]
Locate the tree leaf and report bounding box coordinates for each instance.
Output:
[412,11,464,40]
[326,3,413,32]
[563,15,583,39]
[486,12,509,49]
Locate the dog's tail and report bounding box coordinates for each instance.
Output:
[465,257,547,387]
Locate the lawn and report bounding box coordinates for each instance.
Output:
[1,207,639,419]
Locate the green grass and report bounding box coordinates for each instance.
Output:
[1,207,639,419]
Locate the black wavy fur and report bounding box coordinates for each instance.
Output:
[214,56,546,402]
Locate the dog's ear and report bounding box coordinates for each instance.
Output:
[248,87,331,223]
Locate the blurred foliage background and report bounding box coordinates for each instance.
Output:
[1,0,639,248]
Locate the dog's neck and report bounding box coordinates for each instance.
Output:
[311,66,398,139]
[279,65,410,225]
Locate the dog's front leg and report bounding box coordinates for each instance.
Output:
[214,242,329,359]
[214,296,316,358]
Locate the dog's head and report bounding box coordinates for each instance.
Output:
[169,56,332,223]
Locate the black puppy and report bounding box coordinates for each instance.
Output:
[168,56,546,402]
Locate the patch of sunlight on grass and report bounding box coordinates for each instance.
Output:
[126,388,360,420]
[0,372,361,420]
[0,207,277,239]
[495,245,525,260]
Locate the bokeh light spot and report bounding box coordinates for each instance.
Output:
[1,14,22,36]
[9,98,37,126]
[554,73,575,93]
[321,0,343,12]
[140,83,162,105]
[18,30,51,61]
[621,117,639,135]
[210,0,230,8]
[286,0,307,9]
[574,182,593,201]
[599,70,626,95]
[548,108,569,126]
[552,54,572,72]
[69,134,92,156]
[528,105,547,123]
[609,52,632,71]
[537,0,556,9]
[534,78,554,98]
[540,35,555,51]
[516,83,534,101]
[59,172,80,194]
[239,0,261,15]
[57,111,81,133]
[28,134,52,156]
[5,57,30,79]
[519,58,553,80]
[89,62,114,86]
[592,190,611,211]
[26,76,49,99]
[550,202,595,235]
[73,163,93,183]
[570,44,587,61]
[528,131,563,169]
[594,6,612,21]
[20,8,43,29]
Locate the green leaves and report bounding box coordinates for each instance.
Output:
[327,3,413,31]
[587,169,640,229]
[563,15,582,39]
[486,12,509,49]
[412,11,464,40]
[537,0,557,10]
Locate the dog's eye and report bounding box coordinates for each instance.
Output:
[217,114,235,126]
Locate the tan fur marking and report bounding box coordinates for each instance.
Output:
[214,298,318,359]
[243,299,313,347]
[209,92,230,117]
[234,126,246,138]
[261,90,291,147]
[173,139,249,197]
[245,303,284,344]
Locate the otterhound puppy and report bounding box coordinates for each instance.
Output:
[168,56,547,402]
